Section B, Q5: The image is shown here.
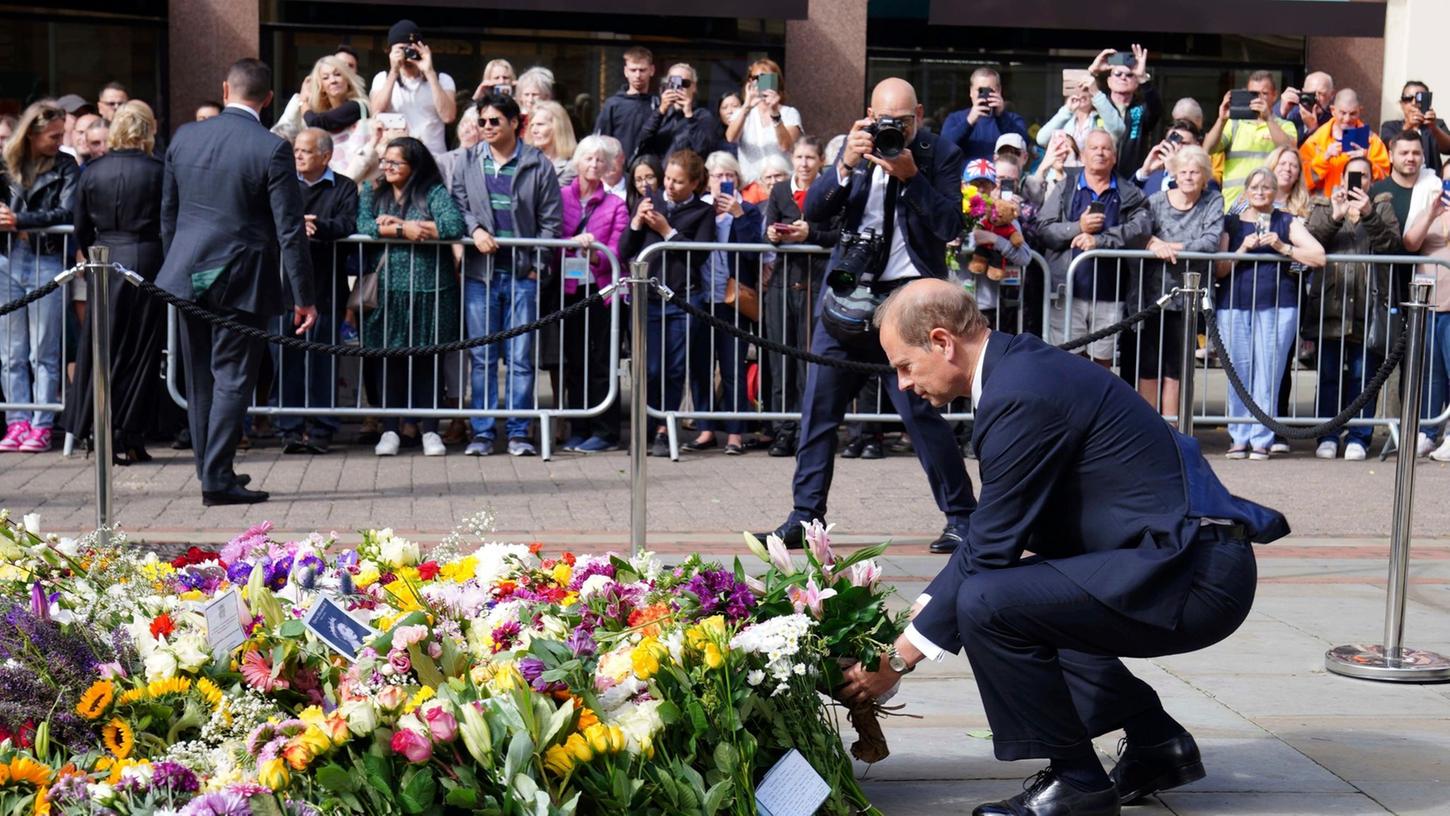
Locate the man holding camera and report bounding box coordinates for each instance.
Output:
[1282,70,1334,145]
[757,77,975,553]
[1300,89,1390,195]
[368,20,457,156]
[1381,81,1450,175]
[1204,71,1298,211]
[635,63,718,159]
[940,68,1030,163]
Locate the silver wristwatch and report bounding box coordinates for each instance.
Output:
[887,649,914,675]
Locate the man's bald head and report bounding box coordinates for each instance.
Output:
[1333,88,1360,110]
[875,278,988,347]
[868,77,924,141]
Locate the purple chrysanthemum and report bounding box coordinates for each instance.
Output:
[152,760,201,794]
[684,569,757,622]
[181,791,253,816]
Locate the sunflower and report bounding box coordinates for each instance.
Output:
[75,679,115,720]
[102,718,134,759]
[0,755,52,787]
[116,688,147,707]
[144,677,192,699]
[195,677,222,709]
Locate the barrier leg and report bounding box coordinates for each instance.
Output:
[1326,280,1450,681]
[629,263,649,557]
[87,247,114,548]
[666,414,680,462]
[1177,271,1201,436]
[539,414,553,462]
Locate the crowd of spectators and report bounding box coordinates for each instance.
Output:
[4,27,1450,466]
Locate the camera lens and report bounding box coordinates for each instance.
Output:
[874,127,905,159]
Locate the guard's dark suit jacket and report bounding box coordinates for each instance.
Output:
[159,106,314,315]
[913,330,1289,653]
[802,127,964,280]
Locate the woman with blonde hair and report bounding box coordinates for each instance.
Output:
[725,57,802,184]
[60,100,167,464]
[1231,144,1310,218]
[0,99,75,453]
[273,55,371,178]
[472,58,516,104]
[528,100,577,185]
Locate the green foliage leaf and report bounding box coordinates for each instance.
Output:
[315,762,357,793]
[399,766,437,813]
[444,786,478,808]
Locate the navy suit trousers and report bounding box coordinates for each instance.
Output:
[954,531,1257,761]
[788,298,976,525]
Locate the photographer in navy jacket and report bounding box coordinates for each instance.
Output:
[756,77,976,553]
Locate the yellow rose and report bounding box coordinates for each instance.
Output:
[258,757,290,790]
[565,733,593,763]
[543,745,573,775]
[584,723,610,755]
[551,562,572,586]
[608,724,627,754]
[703,643,724,671]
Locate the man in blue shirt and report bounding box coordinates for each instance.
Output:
[940,68,1030,163]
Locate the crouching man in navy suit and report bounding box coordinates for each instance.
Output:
[841,279,1288,816]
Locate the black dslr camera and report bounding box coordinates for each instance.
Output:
[403,34,422,61]
[866,116,907,159]
[828,229,888,293]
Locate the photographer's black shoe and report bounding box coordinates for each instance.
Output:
[973,769,1119,816]
[1108,733,1204,804]
[767,434,796,458]
[861,440,884,459]
[756,518,809,550]
[841,437,866,459]
[929,524,965,554]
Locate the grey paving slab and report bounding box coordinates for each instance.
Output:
[1157,792,1390,815]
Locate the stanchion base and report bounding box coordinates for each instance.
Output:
[1325,644,1450,682]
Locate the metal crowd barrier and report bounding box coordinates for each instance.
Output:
[163,235,621,460]
[0,226,80,442]
[631,240,1049,460]
[1059,249,1450,440]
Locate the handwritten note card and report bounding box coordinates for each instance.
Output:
[203,588,247,656]
[755,749,830,816]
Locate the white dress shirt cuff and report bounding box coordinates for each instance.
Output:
[903,593,949,662]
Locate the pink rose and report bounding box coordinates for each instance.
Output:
[423,706,458,743]
[388,649,412,675]
[376,685,408,711]
[391,727,433,763]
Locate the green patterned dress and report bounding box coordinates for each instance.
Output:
[356,183,465,350]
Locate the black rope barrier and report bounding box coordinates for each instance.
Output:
[1204,306,1406,440]
[0,277,66,318]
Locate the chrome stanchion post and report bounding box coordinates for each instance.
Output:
[1326,279,1450,681]
[87,246,114,548]
[1177,270,1201,436]
[629,261,649,557]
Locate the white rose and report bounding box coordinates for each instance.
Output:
[379,536,420,568]
[340,699,380,736]
[144,649,179,681]
[172,634,211,673]
[21,513,40,535]
[578,574,614,601]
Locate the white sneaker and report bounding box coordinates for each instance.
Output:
[1315,441,1338,459]
[1270,440,1291,454]
[422,431,446,457]
[1344,442,1367,461]
[374,431,400,456]
[1416,432,1436,458]
[1431,437,1450,462]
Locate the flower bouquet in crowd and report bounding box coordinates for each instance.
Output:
[742,521,905,764]
[961,158,1025,281]
[0,508,899,815]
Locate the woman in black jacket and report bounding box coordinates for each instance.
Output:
[1,99,77,453]
[620,148,714,457]
[60,101,166,464]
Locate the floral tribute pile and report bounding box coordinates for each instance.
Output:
[0,509,902,815]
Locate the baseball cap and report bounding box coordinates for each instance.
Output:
[55,94,92,115]
[994,133,1027,154]
[388,20,421,47]
[962,158,997,186]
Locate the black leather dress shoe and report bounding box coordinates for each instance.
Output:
[861,440,884,459]
[973,769,1120,816]
[756,519,808,550]
[840,437,865,458]
[929,525,964,554]
[233,474,251,488]
[1108,732,1205,804]
[203,485,270,506]
[767,434,796,457]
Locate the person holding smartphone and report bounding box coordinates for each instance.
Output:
[1086,45,1161,180]
[1399,163,1450,461]
[939,66,1030,163]
[635,63,718,160]
[1381,80,1450,175]
[1299,88,1390,194]
[1204,71,1298,211]
[725,58,802,185]
[367,20,456,156]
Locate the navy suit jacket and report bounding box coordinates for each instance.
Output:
[159,107,313,317]
[913,331,1289,653]
[803,128,964,280]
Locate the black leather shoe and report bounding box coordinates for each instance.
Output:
[203,485,270,506]
[756,519,808,550]
[841,437,866,458]
[767,434,796,457]
[973,769,1120,816]
[282,433,308,454]
[233,474,252,488]
[682,435,717,451]
[929,525,965,554]
[861,440,884,460]
[1108,733,1204,804]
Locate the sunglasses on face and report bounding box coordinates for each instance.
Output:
[1110,70,1134,79]
[480,116,505,127]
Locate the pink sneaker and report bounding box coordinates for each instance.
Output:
[18,427,51,453]
[0,421,30,452]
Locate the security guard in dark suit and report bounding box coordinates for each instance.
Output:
[843,279,1287,816]
[758,78,976,552]
[159,58,317,506]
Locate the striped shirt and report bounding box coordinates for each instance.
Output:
[482,142,521,271]
[1211,116,1297,211]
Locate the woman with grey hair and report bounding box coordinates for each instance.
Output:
[516,66,555,116]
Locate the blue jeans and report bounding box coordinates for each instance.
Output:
[465,272,537,440]
[1422,311,1450,441]
[0,244,65,428]
[1223,307,1297,451]
[646,298,690,418]
[268,311,340,439]
[1315,338,1378,448]
[688,301,749,434]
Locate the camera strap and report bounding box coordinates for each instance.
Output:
[880,175,900,251]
